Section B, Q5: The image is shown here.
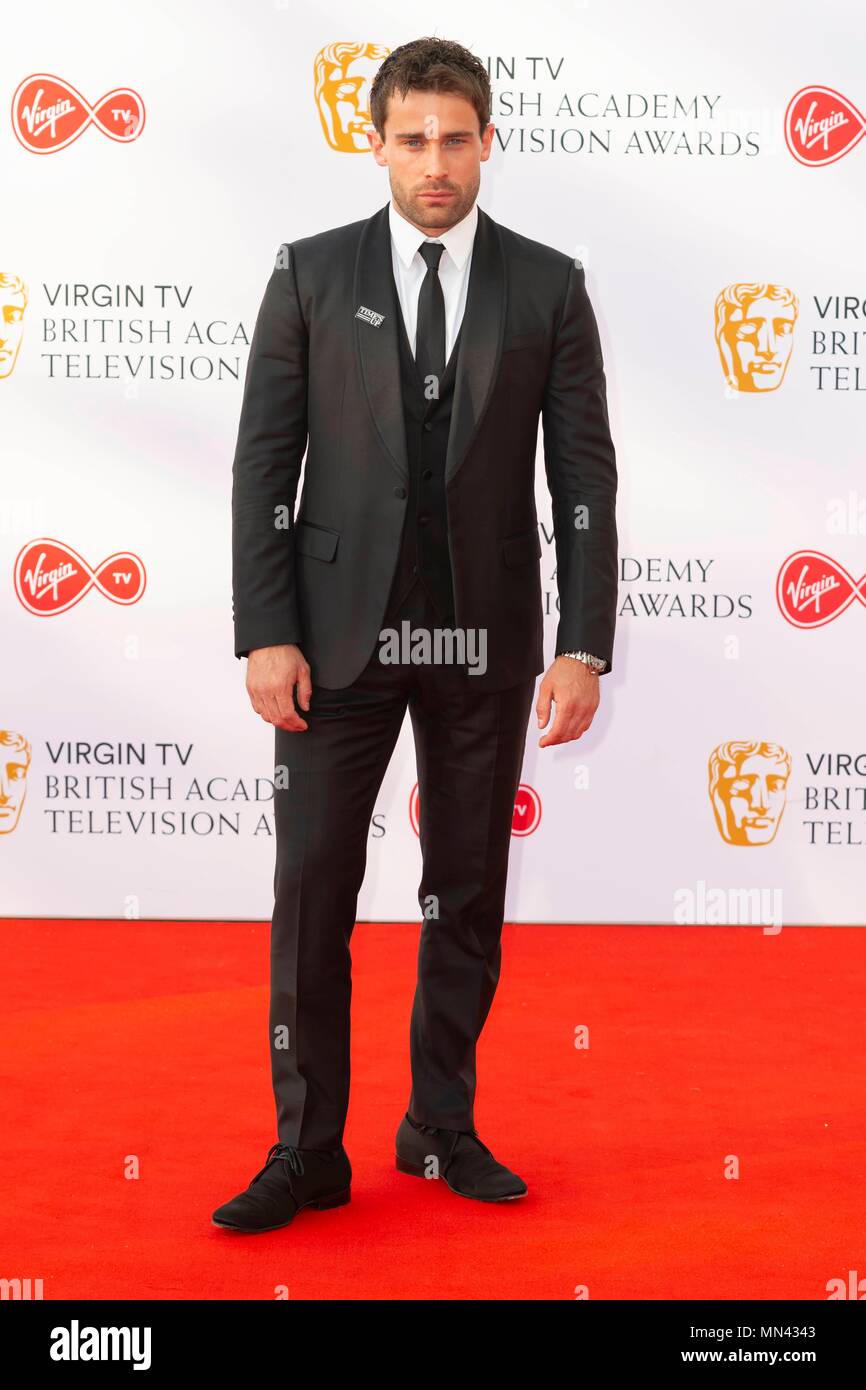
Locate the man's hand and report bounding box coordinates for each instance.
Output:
[245,644,312,731]
[536,656,601,748]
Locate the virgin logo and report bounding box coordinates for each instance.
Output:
[776,550,865,628]
[14,538,147,615]
[11,74,145,155]
[408,782,542,837]
[784,85,866,167]
[511,784,542,837]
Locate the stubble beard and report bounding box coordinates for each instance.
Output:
[390,172,479,234]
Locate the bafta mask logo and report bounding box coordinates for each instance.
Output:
[714,283,798,393]
[709,741,792,846]
[313,42,390,152]
[0,274,28,379]
[0,730,31,834]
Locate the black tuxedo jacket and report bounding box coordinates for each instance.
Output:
[231,201,618,691]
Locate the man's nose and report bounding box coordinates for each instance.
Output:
[422,141,448,178]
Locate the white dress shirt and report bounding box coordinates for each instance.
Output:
[388,199,478,363]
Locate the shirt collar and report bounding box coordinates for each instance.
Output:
[389,199,478,271]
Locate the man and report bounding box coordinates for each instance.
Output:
[213,36,618,1233]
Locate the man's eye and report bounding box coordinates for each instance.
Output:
[403,137,466,147]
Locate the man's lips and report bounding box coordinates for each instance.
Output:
[419,191,453,198]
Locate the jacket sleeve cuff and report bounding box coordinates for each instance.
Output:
[234,609,304,659]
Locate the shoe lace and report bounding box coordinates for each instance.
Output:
[252,1142,306,1184]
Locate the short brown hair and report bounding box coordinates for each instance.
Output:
[369,37,491,139]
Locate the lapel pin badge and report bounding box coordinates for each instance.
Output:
[355,305,385,327]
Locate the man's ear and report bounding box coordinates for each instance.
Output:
[367,128,388,167]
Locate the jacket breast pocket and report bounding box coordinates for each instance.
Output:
[294,520,340,562]
[502,526,542,568]
[502,330,545,354]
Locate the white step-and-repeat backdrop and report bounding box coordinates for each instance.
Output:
[4,1,865,925]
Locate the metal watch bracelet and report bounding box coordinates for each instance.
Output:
[556,650,607,673]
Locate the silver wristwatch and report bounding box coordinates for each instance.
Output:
[556,649,607,673]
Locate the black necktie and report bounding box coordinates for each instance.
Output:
[415,241,446,387]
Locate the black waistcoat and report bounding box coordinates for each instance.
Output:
[383,298,463,625]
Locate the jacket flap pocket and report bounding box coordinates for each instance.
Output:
[294,520,339,562]
[502,526,542,568]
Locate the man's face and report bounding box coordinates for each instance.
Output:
[721,297,796,392]
[367,89,494,232]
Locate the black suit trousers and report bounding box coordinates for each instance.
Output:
[269,578,535,1149]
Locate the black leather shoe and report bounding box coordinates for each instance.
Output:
[395,1113,527,1201]
[212,1142,351,1233]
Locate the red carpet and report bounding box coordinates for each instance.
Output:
[2,919,864,1300]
